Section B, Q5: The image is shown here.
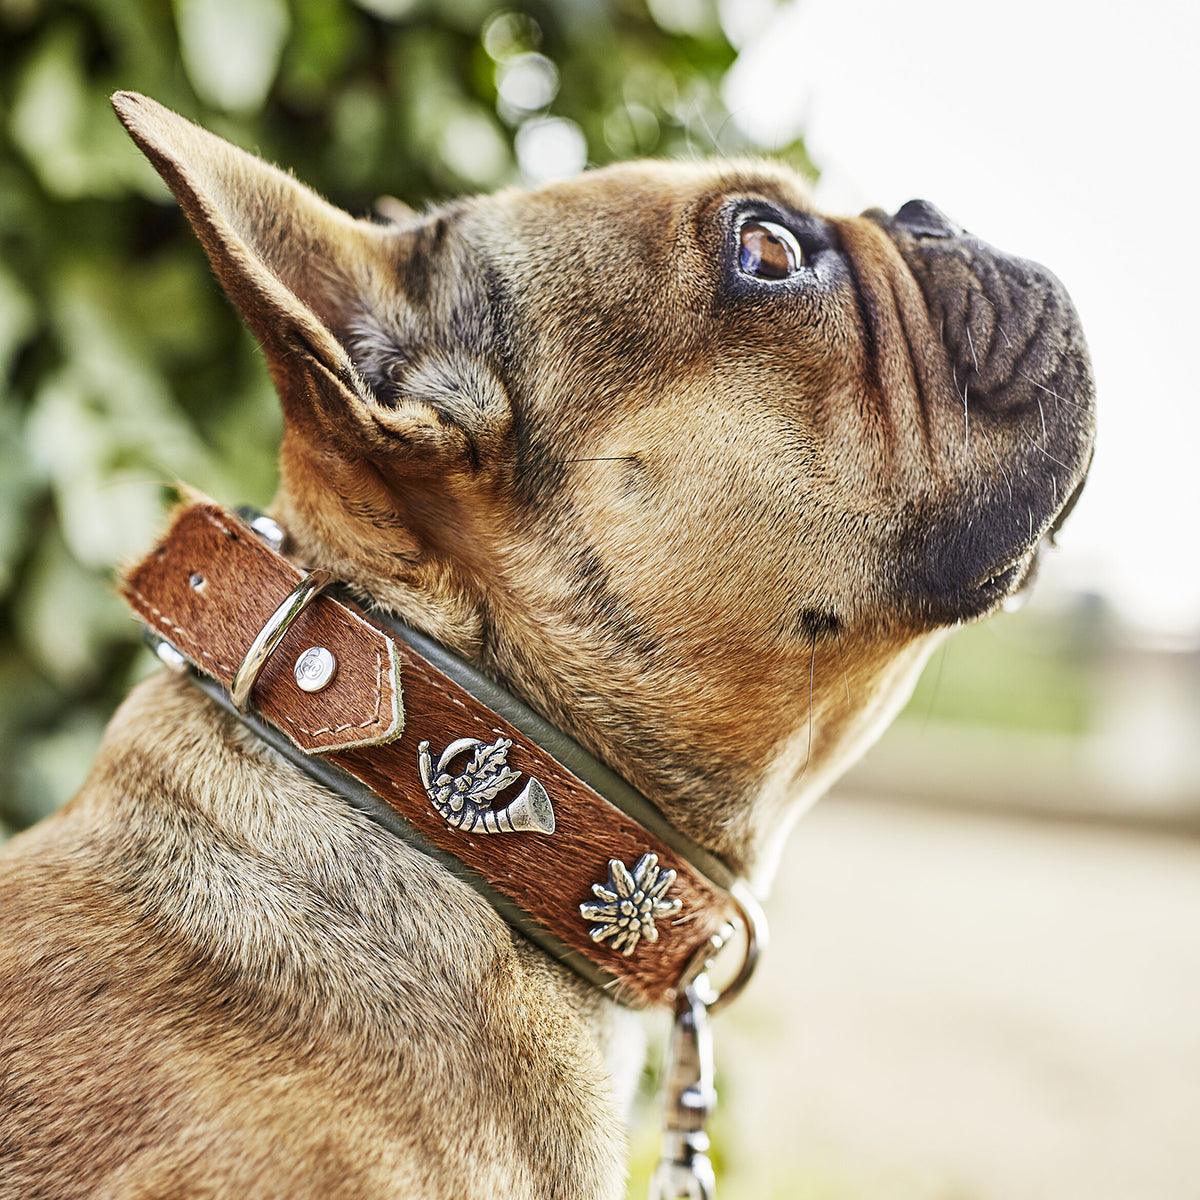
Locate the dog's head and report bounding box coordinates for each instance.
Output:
[115,94,1094,872]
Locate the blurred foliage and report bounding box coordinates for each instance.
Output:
[0,0,809,835]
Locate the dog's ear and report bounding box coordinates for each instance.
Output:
[111,92,508,475]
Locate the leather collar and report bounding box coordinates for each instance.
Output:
[120,497,763,1009]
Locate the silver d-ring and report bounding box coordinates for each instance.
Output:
[230,569,334,711]
[678,880,769,1015]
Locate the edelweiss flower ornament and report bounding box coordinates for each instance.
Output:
[580,853,682,956]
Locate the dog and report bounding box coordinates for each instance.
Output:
[0,92,1095,1199]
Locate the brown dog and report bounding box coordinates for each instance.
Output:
[0,93,1094,1199]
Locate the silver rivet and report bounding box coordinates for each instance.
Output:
[150,635,189,675]
[247,514,286,553]
[294,646,337,692]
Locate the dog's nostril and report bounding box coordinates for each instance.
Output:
[893,199,960,239]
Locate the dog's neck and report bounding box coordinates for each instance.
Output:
[271,486,772,877]
[272,477,933,889]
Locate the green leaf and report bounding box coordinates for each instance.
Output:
[9,23,160,198]
[12,521,130,690]
[0,265,37,380]
[173,0,290,113]
[0,406,39,599]
[352,0,421,20]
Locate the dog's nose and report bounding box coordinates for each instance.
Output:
[893,199,961,239]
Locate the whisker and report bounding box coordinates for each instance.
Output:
[683,95,701,163]
[792,633,820,785]
[711,108,738,158]
[805,633,817,771]
[1024,434,1073,471]
[1017,369,1089,415]
[983,438,1015,503]
[563,455,640,464]
[920,641,949,734]
[952,364,970,448]
[1034,389,1048,442]
[695,101,722,157]
[965,324,981,374]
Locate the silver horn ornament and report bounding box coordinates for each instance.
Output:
[418,736,555,835]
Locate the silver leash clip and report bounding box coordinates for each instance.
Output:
[649,884,768,1200]
[649,978,717,1200]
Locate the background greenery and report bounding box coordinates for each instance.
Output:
[0,0,816,836]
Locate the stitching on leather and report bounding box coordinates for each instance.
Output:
[199,506,246,545]
[123,507,254,676]
[124,590,236,674]
[128,506,393,747]
[401,660,570,800]
[199,507,392,743]
[289,650,387,738]
[403,655,506,744]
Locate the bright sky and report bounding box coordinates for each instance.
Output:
[725,0,1198,637]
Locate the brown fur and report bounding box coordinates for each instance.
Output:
[0,94,1094,1199]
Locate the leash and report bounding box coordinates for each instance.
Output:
[121,495,768,1199]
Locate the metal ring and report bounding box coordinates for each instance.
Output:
[229,569,333,711]
[678,880,769,1015]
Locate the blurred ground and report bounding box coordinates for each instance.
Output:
[642,798,1200,1199]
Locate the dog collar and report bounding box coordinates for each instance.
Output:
[120,497,765,1013]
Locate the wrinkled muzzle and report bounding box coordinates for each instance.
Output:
[876,199,1096,623]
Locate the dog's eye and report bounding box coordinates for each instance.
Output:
[738,220,803,280]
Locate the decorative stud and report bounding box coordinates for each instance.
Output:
[239,509,286,553]
[580,853,682,957]
[294,646,337,693]
[418,736,555,835]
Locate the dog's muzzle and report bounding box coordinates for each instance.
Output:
[873,200,1096,623]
